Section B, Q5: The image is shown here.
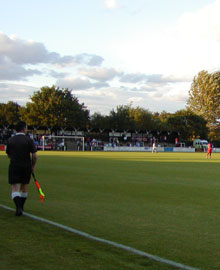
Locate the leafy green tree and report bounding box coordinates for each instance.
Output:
[108,104,135,131]
[0,103,7,126]
[167,109,208,141]
[20,86,89,129]
[129,107,154,131]
[153,111,172,131]
[90,112,109,130]
[0,102,21,127]
[187,70,220,138]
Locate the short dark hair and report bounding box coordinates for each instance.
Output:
[16,121,27,132]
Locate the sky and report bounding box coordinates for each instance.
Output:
[1,0,220,115]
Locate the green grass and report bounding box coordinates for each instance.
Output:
[1,151,220,270]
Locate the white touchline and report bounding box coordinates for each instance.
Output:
[0,204,200,270]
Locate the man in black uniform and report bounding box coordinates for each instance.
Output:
[6,121,37,216]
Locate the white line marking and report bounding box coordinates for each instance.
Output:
[0,204,199,270]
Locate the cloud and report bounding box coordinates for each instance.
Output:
[56,77,92,90]
[120,73,148,83]
[120,72,191,85]
[175,0,220,41]
[48,70,69,79]
[0,32,105,82]
[0,33,59,65]
[0,33,104,67]
[74,53,104,66]
[106,0,220,79]
[55,53,104,67]
[128,97,143,103]
[79,67,121,81]
[0,31,190,114]
[120,73,167,84]
[0,83,37,104]
[0,56,42,80]
[79,69,187,88]
[130,86,157,93]
[56,76,109,90]
[104,0,119,9]
[73,84,187,115]
[161,0,220,74]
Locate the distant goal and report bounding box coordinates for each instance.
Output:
[41,135,85,151]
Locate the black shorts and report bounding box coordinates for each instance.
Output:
[8,164,32,185]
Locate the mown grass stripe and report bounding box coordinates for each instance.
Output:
[0,204,199,270]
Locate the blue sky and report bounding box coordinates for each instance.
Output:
[0,0,219,114]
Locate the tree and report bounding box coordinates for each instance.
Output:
[0,101,21,127]
[187,70,220,138]
[20,86,89,130]
[167,109,208,141]
[0,103,7,126]
[90,112,109,130]
[154,111,172,131]
[108,104,135,131]
[129,107,154,131]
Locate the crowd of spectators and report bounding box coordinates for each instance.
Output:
[1,128,177,151]
[0,129,13,144]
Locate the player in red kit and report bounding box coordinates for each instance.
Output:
[206,142,212,159]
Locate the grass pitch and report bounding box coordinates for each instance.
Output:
[1,151,220,270]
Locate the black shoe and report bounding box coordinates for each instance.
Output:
[15,207,23,216]
[20,197,26,211]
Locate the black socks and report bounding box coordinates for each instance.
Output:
[13,196,23,216]
[20,197,27,210]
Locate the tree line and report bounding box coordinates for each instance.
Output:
[0,70,219,143]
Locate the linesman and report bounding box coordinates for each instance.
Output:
[6,121,37,216]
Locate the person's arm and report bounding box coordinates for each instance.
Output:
[31,152,37,172]
[6,143,11,159]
